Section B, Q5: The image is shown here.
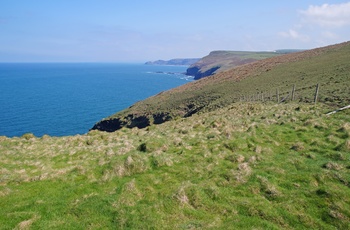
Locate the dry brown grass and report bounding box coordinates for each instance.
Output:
[14,214,39,230]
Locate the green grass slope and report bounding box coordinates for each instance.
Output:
[1,103,349,229]
[92,41,350,132]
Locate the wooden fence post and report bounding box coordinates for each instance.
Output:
[291,84,296,101]
[314,83,319,104]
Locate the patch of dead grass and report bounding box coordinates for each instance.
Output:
[14,214,40,230]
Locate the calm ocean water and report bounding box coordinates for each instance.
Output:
[0,63,192,137]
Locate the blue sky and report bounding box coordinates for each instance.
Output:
[1,0,349,62]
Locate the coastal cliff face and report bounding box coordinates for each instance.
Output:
[186,50,283,80]
[186,65,220,80]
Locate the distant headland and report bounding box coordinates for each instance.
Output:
[145,58,200,66]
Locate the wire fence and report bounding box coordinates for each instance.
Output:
[239,83,321,104]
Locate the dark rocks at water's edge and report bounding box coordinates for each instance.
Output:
[186,66,221,80]
[145,58,200,66]
[91,112,172,132]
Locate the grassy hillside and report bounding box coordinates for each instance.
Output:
[93,41,350,132]
[1,103,349,229]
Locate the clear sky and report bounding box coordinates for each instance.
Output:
[1,0,349,62]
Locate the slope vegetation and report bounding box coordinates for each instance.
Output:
[92,41,350,132]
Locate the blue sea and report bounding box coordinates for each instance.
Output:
[0,63,192,137]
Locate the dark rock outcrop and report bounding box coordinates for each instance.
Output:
[91,112,174,132]
[153,112,172,124]
[186,66,220,80]
[127,115,150,129]
[91,118,126,132]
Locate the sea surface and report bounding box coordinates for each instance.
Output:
[0,63,192,137]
